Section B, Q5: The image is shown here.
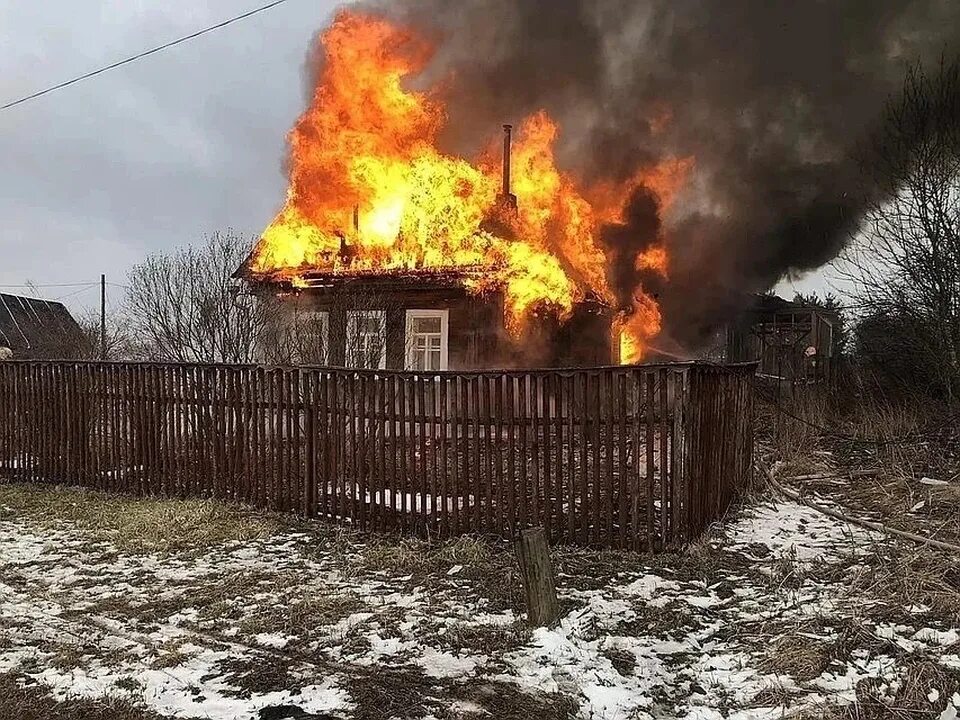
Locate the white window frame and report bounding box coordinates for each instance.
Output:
[405,309,449,371]
[346,309,387,370]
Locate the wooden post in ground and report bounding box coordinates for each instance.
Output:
[515,527,560,627]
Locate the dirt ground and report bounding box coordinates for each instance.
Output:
[0,475,958,720]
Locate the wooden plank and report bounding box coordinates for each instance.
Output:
[427,376,437,535]
[565,374,575,542]
[373,374,386,532]
[591,372,601,546]
[266,368,277,509]
[229,367,239,501]
[303,371,315,518]
[282,369,293,511]
[617,371,628,550]
[603,371,614,547]
[439,376,449,537]
[450,375,461,536]
[248,368,260,508]
[544,373,557,543]
[401,374,413,531]
[659,368,670,545]
[348,372,359,526]
[386,373,398,530]
[356,372,368,530]
[470,375,482,532]
[646,372,655,552]
[331,372,343,523]
[629,371,640,550]
[131,365,143,496]
[504,374,516,538]
[518,374,530,534]
[417,374,428,533]
[529,373,540,535]
[318,372,330,520]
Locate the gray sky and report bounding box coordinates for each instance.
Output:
[0,0,336,317]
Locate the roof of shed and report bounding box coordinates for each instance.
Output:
[0,293,84,357]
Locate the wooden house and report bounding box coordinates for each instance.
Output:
[243,266,615,371]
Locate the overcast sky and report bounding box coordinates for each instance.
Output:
[0,0,337,317]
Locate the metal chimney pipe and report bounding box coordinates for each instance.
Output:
[502,124,512,196]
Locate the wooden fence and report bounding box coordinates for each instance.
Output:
[0,361,754,549]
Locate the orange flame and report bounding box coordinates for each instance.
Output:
[249,10,691,357]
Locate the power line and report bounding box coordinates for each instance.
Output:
[53,284,100,302]
[1,0,296,112]
[0,282,99,289]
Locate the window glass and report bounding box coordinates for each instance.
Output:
[407,311,447,371]
[413,316,442,334]
[347,311,386,369]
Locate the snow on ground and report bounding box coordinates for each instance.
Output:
[0,495,958,719]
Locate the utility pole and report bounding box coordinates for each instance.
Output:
[100,274,106,360]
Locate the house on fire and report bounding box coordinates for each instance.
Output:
[240,126,617,371]
[242,267,615,371]
[0,292,84,359]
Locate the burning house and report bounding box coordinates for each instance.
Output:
[239,12,686,371]
[242,124,616,370]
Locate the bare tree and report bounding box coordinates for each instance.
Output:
[124,231,268,363]
[839,58,960,402]
[71,311,136,360]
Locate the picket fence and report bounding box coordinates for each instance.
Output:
[0,361,754,549]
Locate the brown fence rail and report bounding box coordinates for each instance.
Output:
[0,361,754,549]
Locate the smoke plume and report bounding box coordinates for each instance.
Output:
[361,0,960,348]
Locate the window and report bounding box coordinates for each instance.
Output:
[405,309,449,371]
[293,311,328,365]
[346,310,386,369]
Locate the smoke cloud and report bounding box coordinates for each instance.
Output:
[361,0,960,347]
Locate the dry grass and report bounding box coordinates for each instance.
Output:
[759,632,832,682]
[847,545,960,623]
[759,388,960,547]
[438,621,532,655]
[847,658,960,719]
[238,591,366,641]
[0,482,284,553]
[217,655,297,698]
[0,672,174,720]
[357,535,524,611]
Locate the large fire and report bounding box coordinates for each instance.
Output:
[249,10,692,359]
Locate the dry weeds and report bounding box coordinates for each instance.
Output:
[0,672,174,720]
[0,483,284,553]
[438,620,532,655]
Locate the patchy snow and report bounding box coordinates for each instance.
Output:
[0,496,958,719]
[724,500,877,561]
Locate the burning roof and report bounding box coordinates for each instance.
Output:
[245,11,690,358]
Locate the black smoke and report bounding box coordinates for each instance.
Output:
[360,0,960,348]
[600,186,662,308]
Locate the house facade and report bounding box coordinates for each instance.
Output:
[246,268,615,371]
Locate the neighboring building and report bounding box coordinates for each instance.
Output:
[704,294,837,382]
[0,293,85,359]
[244,266,614,371]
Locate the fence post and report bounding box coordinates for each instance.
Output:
[515,527,560,627]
